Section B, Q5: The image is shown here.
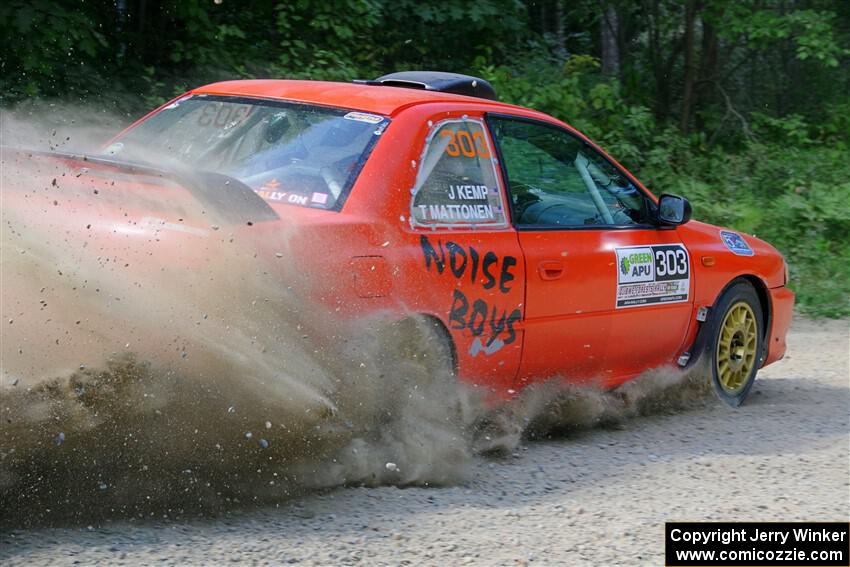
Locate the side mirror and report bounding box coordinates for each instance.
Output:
[657,194,692,226]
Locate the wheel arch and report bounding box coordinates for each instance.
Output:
[419,313,458,375]
[704,275,769,406]
[686,274,772,370]
[387,312,458,375]
[725,275,772,366]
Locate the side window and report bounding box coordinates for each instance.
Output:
[488,117,651,228]
[411,119,508,227]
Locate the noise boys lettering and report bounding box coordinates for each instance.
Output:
[420,235,521,355]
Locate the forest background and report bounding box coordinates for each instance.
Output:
[1,0,848,315]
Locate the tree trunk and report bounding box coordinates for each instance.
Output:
[694,10,719,131]
[679,0,698,134]
[648,0,666,122]
[554,0,568,60]
[648,0,684,124]
[601,4,620,78]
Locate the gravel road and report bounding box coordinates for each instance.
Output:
[2,316,848,566]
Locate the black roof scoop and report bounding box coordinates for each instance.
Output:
[356,71,498,101]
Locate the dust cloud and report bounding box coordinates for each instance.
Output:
[0,110,713,527]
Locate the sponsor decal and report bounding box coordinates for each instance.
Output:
[615,244,690,308]
[254,188,288,202]
[254,179,311,204]
[343,111,384,124]
[252,179,281,199]
[252,187,308,205]
[719,230,754,256]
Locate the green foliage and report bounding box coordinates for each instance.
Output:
[639,139,850,317]
[477,53,657,165]
[0,0,110,100]
[1,0,848,316]
[725,7,849,67]
[481,49,849,316]
[271,0,382,80]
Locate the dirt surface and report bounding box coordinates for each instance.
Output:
[1,316,848,566]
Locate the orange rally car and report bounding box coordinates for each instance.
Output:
[18,72,795,406]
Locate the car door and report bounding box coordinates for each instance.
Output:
[402,114,526,394]
[486,114,693,388]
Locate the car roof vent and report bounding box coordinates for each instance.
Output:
[354,71,498,101]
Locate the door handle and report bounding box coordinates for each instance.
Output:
[538,260,564,280]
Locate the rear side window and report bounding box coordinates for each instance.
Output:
[411,119,507,227]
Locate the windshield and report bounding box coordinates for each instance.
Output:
[107,95,388,210]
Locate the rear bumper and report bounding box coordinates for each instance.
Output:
[764,285,795,366]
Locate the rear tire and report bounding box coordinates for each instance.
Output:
[709,280,764,407]
[376,317,455,378]
[372,316,457,423]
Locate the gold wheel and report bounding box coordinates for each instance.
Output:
[715,301,758,394]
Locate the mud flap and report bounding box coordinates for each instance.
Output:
[680,299,769,372]
[680,308,716,371]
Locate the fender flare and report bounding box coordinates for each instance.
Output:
[683,275,772,370]
[380,313,458,376]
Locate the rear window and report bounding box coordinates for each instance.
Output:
[108,95,388,211]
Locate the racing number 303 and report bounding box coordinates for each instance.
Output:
[655,248,688,279]
[441,129,490,159]
[197,103,253,128]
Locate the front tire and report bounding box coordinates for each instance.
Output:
[709,280,764,407]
